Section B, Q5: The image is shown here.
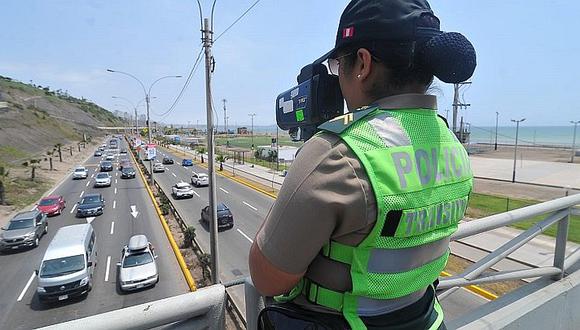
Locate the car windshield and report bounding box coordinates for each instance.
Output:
[40,255,85,278]
[217,204,228,211]
[122,167,134,172]
[102,161,112,166]
[39,198,58,206]
[176,183,191,189]
[96,173,108,179]
[74,168,85,172]
[7,219,34,230]
[80,196,100,204]
[123,251,153,268]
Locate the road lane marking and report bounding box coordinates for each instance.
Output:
[219,187,229,194]
[114,187,117,194]
[172,173,177,177]
[116,172,118,177]
[79,191,84,198]
[91,174,95,178]
[115,179,118,184]
[113,200,116,209]
[237,229,254,243]
[104,256,111,282]
[70,203,77,214]
[17,272,36,302]
[110,221,115,235]
[94,168,98,172]
[243,201,257,211]
[85,180,91,187]
[192,190,200,197]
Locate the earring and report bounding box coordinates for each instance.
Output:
[357,74,361,79]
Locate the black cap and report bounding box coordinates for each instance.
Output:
[317,0,441,62]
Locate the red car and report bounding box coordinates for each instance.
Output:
[37,195,66,216]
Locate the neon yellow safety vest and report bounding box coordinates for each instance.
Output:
[279,106,473,329]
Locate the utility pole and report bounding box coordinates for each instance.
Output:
[452,82,471,137]
[571,120,580,163]
[249,113,256,150]
[511,118,526,183]
[202,17,220,285]
[223,99,228,148]
[495,111,499,151]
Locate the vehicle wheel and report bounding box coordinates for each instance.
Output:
[34,237,40,247]
[44,225,48,235]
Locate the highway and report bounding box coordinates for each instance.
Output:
[152,146,489,320]
[0,139,188,329]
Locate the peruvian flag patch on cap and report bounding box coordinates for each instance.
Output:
[342,26,354,39]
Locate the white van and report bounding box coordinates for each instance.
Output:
[36,224,97,303]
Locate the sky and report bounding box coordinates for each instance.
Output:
[1,0,579,128]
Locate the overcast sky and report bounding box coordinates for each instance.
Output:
[1,0,578,128]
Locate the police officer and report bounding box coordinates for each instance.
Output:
[249,0,476,329]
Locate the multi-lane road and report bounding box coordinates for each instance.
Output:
[0,139,188,329]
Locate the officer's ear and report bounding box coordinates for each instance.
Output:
[354,48,374,81]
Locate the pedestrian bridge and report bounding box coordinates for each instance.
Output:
[42,194,580,329]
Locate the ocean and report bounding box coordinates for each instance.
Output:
[469,126,579,148]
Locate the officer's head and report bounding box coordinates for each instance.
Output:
[323,0,476,110]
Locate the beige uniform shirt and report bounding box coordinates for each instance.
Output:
[256,94,439,312]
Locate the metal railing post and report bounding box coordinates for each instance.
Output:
[553,209,570,280]
[245,278,265,330]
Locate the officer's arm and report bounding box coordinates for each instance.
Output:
[249,242,305,296]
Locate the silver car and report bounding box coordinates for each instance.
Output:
[72,166,88,180]
[153,162,165,173]
[171,182,194,199]
[0,210,48,251]
[94,173,112,187]
[117,235,158,291]
[191,172,209,187]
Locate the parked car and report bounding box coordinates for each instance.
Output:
[72,166,88,179]
[117,235,159,292]
[0,210,48,251]
[94,150,103,157]
[191,172,209,187]
[37,195,66,216]
[182,159,193,166]
[201,203,234,230]
[121,166,136,179]
[171,182,194,199]
[76,193,105,217]
[153,163,165,173]
[100,161,113,172]
[36,224,96,303]
[162,156,174,165]
[94,173,112,187]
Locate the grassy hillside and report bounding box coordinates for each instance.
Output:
[0,75,124,165]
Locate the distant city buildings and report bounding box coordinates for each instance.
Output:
[237,127,249,135]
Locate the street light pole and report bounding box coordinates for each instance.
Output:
[223,99,228,148]
[571,120,580,163]
[511,118,526,183]
[495,111,499,151]
[249,113,256,149]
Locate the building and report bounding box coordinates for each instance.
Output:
[237,127,249,135]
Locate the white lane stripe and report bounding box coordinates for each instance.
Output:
[172,173,177,177]
[192,190,200,197]
[91,174,95,178]
[85,181,90,187]
[116,172,118,177]
[70,203,77,214]
[17,272,36,302]
[110,221,115,235]
[219,187,229,194]
[79,191,84,198]
[243,201,258,211]
[114,187,117,194]
[237,229,254,243]
[115,179,118,184]
[104,256,111,282]
[113,200,116,209]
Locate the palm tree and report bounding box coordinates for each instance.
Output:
[216,154,228,171]
[22,159,42,180]
[0,166,9,205]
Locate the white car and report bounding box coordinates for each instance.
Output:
[105,153,115,161]
[117,235,159,292]
[191,172,209,187]
[171,182,194,199]
[94,173,112,187]
[72,166,88,180]
[153,163,165,173]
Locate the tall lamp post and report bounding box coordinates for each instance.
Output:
[571,120,580,163]
[495,111,499,151]
[107,69,181,185]
[249,113,256,150]
[511,118,526,183]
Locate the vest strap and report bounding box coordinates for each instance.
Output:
[302,279,344,312]
[322,240,354,265]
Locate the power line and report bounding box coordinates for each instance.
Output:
[214,0,261,43]
[155,47,204,119]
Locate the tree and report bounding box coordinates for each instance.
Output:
[216,154,228,171]
[55,143,63,162]
[46,150,54,171]
[22,159,41,180]
[199,253,211,282]
[0,166,9,205]
[183,226,196,248]
[198,147,206,163]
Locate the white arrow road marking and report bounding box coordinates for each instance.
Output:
[86,217,95,224]
[192,190,200,197]
[79,191,84,198]
[85,181,90,187]
[237,229,254,243]
[130,205,139,218]
[243,201,257,211]
[113,200,116,209]
[114,187,117,194]
[172,173,177,177]
[70,203,77,214]
[220,188,229,194]
[17,272,36,302]
[104,256,111,282]
[110,221,115,235]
